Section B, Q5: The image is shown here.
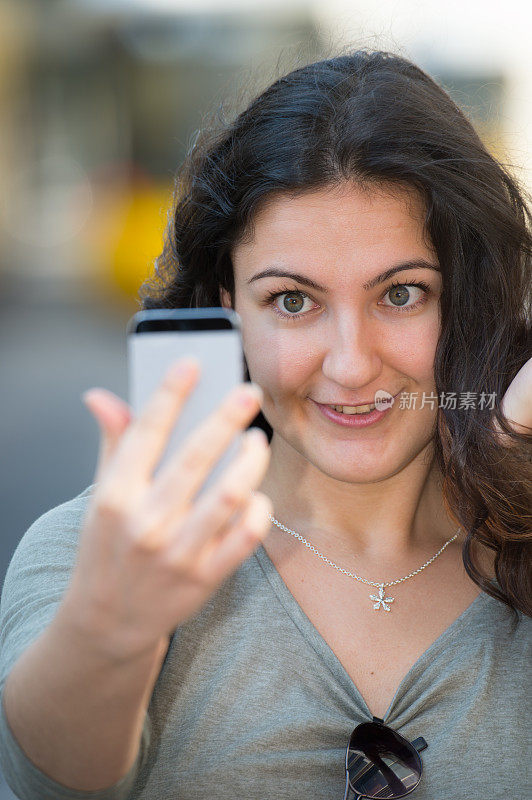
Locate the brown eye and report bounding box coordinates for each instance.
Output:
[264,289,315,321]
[389,285,412,306]
[380,281,431,313]
[281,292,305,313]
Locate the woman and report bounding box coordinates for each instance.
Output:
[0,49,530,800]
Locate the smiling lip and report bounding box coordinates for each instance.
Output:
[311,392,401,407]
[315,400,376,408]
[310,392,401,428]
[315,399,379,407]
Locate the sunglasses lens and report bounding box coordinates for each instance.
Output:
[347,722,422,799]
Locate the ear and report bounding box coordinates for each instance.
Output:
[219,287,233,309]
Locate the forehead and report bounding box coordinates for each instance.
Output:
[232,182,431,265]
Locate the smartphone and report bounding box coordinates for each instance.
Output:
[126,307,247,499]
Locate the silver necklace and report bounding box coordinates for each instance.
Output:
[267,513,461,613]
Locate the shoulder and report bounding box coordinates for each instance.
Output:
[2,483,96,589]
[0,483,97,691]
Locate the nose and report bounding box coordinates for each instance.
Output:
[320,312,383,390]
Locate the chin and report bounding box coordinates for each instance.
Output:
[305,433,431,482]
[321,462,403,485]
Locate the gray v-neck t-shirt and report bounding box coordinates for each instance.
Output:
[0,483,530,799]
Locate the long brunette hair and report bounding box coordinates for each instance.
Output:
[138,49,532,624]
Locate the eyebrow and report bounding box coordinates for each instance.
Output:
[246,259,440,293]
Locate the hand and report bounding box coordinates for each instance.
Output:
[493,356,532,443]
[62,358,273,663]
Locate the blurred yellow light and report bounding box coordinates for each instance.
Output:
[88,180,173,302]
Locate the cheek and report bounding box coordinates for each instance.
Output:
[242,308,440,387]
[243,330,312,390]
[381,317,439,380]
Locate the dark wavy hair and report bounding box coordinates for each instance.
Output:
[138,48,532,624]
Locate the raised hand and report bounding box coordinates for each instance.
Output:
[62,358,273,664]
[493,356,532,443]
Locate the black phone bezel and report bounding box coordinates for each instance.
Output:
[126,308,241,336]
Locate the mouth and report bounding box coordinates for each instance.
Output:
[309,392,402,428]
[310,391,401,414]
[323,402,377,415]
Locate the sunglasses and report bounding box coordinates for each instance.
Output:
[343,715,428,799]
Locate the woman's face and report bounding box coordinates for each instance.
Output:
[220,181,443,485]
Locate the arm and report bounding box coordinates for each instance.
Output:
[2,597,168,793]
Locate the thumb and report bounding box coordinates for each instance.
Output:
[81,388,133,483]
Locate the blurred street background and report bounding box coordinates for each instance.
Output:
[0,0,530,795]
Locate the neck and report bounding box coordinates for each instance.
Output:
[257,434,463,574]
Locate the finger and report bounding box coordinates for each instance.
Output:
[145,380,264,516]
[105,357,201,488]
[164,428,270,558]
[82,389,133,484]
[195,491,273,586]
[499,356,532,435]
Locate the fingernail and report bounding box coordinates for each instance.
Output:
[247,427,268,446]
[237,383,263,407]
[81,390,97,406]
[169,357,200,380]
[81,392,102,426]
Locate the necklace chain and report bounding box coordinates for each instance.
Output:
[266,511,461,612]
[268,514,460,587]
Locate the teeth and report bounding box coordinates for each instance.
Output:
[330,404,376,415]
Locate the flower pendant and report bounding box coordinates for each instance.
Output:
[369,584,395,612]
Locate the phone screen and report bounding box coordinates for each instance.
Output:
[127,308,247,497]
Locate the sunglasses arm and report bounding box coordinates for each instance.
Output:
[343,771,362,800]
[412,736,428,753]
